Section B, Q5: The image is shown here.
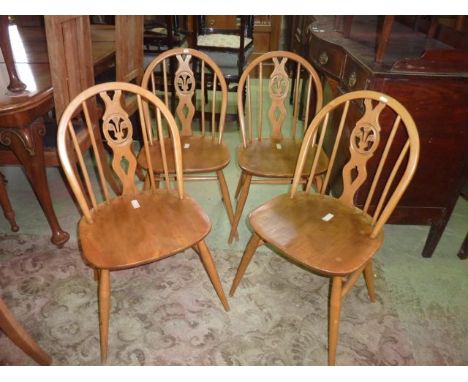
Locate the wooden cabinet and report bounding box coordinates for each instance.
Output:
[290,15,468,258]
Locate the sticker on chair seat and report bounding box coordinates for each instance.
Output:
[184,143,190,149]
[276,143,282,150]
[322,213,334,221]
[131,199,140,209]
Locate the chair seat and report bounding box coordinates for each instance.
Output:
[79,190,211,270]
[249,193,384,275]
[138,135,230,174]
[238,138,329,178]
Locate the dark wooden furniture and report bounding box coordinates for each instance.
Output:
[144,16,187,54]
[0,171,18,231]
[290,15,468,258]
[57,82,229,363]
[230,90,420,365]
[194,16,254,91]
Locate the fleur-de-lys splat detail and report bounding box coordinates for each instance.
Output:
[175,54,196,136]
[340,99,385,206]
[268,57,289,139]
[100,90,137,195]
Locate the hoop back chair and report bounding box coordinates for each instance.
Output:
[57,82,229,363]
[230,90,420,365]
[139,48,237,237]
[228,50,327,243]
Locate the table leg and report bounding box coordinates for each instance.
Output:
[0,118,69,246]
[0,171,19,231]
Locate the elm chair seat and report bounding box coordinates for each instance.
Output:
[138,136,230,174]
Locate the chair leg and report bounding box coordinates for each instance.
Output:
[0,297,52,365]
[230,232,261,296]
[98,269,110,364]
[363,260,377,302]
[196,240,230,312]
[234,172,246,199]
[228,174,252,244]
[328,276,343,366]
[216,170,237,240]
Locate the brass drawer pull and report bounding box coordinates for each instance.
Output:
[348,71,357,88]
[319,51,329,65]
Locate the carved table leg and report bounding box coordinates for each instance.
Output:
[0,171,19,231]
[0,118,69,246]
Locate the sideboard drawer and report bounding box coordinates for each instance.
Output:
[341,56,371,92]
[308,35,346,80]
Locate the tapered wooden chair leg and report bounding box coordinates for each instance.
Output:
[363,260,377,302]
[228,174,252,244]
[230,232,261,296]
[99,269,110,364]
[196,240,230,311]
[217,170,238,240]
[328,276,342,366]
[234,172,246,199]
[0,298,52,365]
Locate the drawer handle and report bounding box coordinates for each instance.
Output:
[348,71,357,88]
[319,52,329,65]
[208,19,215,27]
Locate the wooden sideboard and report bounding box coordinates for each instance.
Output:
[287,15,468,258]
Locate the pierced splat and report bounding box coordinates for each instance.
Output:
[340,99,385,206]
[268,57,289,139]
[100,90,137,195]
[174,54,196,136]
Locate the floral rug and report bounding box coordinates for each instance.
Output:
[0,233,415,365]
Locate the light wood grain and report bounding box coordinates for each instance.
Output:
[230,90,420,365]
[228,50,325,243]
[57,82,229,363]
[140,48,236,234]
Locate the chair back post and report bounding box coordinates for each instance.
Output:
[291,90,420,238]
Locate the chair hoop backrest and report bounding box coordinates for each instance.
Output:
[141,47,228,143]
[237,50,324,147]
[57,82,183,223]
[291,90,420,238]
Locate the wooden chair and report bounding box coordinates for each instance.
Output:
[230,90,420,365]
[194,16,254,94]
[0,296,51,365]
[57,82,229,363]
[228,50,326,243]
[140,48,236,237]
[144,16,187,54]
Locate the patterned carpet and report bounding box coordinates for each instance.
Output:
[0,233,415,365]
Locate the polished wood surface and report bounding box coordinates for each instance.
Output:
[0,296,51,365]
[0,17,116,246]
[230,90,420,365]
[57,82,229,363]
[140,48,236,236]
[297,15,468,258]
[228,50,326,243]
[0,171,18,231]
